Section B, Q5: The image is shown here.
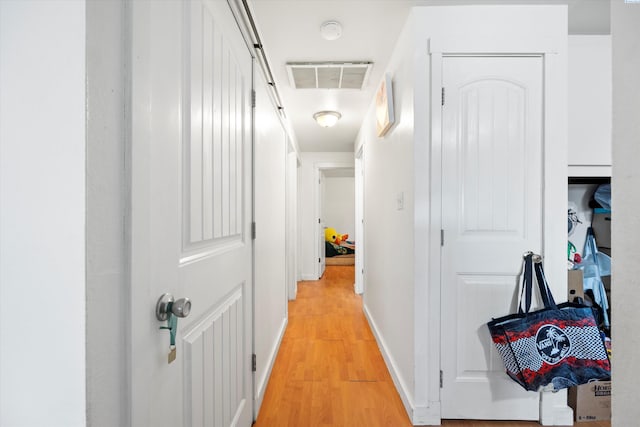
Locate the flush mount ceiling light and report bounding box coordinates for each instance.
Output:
[320,21,342,41]
[313,111,341,128]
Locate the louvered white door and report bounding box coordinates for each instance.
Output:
[130,1,253,426]
[440,56,543,420]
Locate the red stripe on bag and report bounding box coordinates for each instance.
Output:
[519,357,611,384]
[500,316,597,342]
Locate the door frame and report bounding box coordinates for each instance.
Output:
[286,148,300,299]
[354,146,365,294]
[426,43,569,424]
[314,162,355,280]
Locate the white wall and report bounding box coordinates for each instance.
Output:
[253,70,289,416]
[298,152,354,280]
[323,176,355,239]
[286,150,299,299]
[355,15,417,422]
[356,5,568,425]
[611,2,640,426]
[85,1,128,426]
[0,2,87,426]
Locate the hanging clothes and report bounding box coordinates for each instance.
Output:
[576,227,610,328]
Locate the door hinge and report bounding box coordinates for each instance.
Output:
[441,87,445,106]
[252,222,256,240]
[251,89,256,108]
[440,229,444,246]
[318,218,321,224]
[252,354,257,372]
[318,258,321,263]
[440,370,443,388]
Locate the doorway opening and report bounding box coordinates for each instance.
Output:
[314,163,359,292]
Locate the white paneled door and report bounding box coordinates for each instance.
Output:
[130,1,253,426]
[440,56,543,420]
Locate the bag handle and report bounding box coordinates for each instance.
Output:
[518,253,533,314]
[518,252,557,313]
[533,257,557,309]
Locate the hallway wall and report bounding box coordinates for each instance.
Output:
[253,68,289,415]
[0,2,87,425]
[355,14,417,422]
[611,1,640,425]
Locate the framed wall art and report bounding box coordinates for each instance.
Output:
[375,73,394,137]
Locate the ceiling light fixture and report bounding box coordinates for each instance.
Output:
[313,111,341,128]
[320,21,342,41]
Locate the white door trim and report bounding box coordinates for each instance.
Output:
[354,146,365,294]
[428,46,571,425]
[314,161,355,280]
[286,149,300,299]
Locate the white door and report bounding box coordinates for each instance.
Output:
[440,56,543,420]
[130,1,253,426]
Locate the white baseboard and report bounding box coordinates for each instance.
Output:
[540,389,574,426]
[300,273,318,281]
[413,402,442,425]
[363,303,416,424]
[253,316,288,419]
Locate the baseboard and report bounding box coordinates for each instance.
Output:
[253,316,288,419]
[300,273,317,281]
[363,303,415,423]
[540,389,574,426]
[413,402,442,426]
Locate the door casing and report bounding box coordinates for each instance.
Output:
[427,46,569,424]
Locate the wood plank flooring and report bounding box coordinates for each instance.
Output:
[253,265,611,427]
[441,421,610,427]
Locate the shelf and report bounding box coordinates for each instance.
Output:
[568,165,611,178]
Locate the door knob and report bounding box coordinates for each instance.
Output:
[156,293,191,321]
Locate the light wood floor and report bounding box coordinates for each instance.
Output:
[253,265,611,427]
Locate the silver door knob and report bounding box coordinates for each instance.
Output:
[156,293,191,321]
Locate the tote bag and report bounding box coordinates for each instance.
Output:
[487,253,611,392]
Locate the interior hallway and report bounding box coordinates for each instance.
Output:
[254,265,411,426]
[253,265,611,427]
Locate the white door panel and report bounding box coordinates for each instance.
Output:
[131,1,253,426]
[440,56,543,420]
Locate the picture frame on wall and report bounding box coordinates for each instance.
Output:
[375,73,394,137]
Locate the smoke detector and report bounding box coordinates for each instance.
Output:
[320,21,342,41]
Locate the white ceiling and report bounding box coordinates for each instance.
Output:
[249,0,610,153]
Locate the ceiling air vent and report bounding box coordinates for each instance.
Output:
[286,62,373,90]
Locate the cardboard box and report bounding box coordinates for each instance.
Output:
[592,211,611,249]
[568,381,611,422]
[568,269,584,303]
